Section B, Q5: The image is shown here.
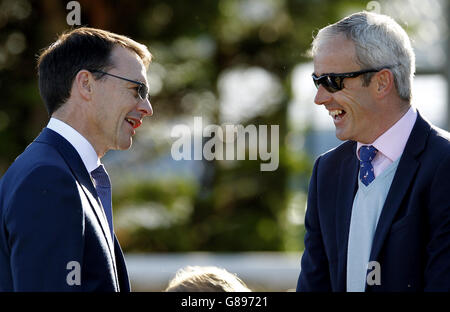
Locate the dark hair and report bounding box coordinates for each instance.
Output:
[37,27,152,115]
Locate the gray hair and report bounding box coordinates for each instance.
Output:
[312,11,415,101]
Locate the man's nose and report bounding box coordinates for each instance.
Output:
[314,85,333,105]
[138,98,153,117]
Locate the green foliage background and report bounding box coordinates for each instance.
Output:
[0,0,373,252]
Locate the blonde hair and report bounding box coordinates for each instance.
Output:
[165,266,252,292]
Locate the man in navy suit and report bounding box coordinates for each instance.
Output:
[0,28,153,291]
[297,12,450,291]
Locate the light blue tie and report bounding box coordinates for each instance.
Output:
[91,164,114,240]
[359,145,378,186]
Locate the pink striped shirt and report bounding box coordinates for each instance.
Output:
[357,107,417,177]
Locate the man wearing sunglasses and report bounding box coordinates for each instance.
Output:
[297,12,450,292]
[0,28,152,291]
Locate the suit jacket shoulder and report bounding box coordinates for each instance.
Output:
[1,137,74,201]
[316,140,356,167]
[0,128,121,291]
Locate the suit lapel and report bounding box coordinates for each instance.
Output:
[335,142,359,291]
[35,128,120,289]
[114,236,131,292]
[79,183,116,258]
[368,113,430,263]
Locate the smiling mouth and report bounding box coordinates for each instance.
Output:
[125,117,142,129]
[329,109,346,121]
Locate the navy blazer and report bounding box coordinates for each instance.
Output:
[297,113,450,292]
[0,128,130,291]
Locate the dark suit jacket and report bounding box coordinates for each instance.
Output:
[297,113,450,292]
[0,128,130,291]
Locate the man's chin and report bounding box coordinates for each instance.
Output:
[116,138,133,150]
[335,129,352,142]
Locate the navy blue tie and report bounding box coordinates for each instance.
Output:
[91,164,114,240]
[359,145,378,186]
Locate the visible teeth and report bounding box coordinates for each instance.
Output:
[329,110,343,117]
[125,118,135,127]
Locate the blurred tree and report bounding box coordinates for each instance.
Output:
[0,0,369,252]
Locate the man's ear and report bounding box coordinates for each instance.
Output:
[75,70,94,101]
[373,69,395,99]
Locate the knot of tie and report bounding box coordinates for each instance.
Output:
[359,145,378,163]
[359,145,378,186]
[91,164,111,188]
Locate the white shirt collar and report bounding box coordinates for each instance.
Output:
[357,106,417,162]
[47,117,100,173]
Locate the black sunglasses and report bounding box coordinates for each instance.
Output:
[91,70,149,101]
[312,68,385,93]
